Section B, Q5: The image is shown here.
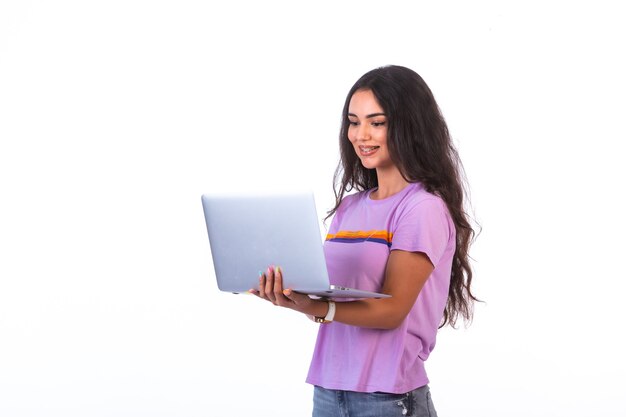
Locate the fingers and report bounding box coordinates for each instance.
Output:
[273,266,289,304]
[254,266,290,307]
[255,269,270,300]
[264,267,275,303]
[251,267,315,316]
[282,288,310,306]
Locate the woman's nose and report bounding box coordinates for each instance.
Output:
[355,124,371,141]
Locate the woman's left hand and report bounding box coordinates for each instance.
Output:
[249,266,314,313]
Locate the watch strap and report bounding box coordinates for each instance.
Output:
[315,300,336,324]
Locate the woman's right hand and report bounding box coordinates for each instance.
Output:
[249,266,325,316]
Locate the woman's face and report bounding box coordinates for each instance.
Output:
[347,89,393,171]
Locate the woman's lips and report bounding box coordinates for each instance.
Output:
[359,145,380,156]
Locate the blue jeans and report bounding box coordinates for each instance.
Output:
[312,385,438,417]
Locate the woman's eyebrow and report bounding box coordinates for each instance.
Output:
[347,112,387,118]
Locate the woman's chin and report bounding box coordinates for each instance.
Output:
[359,158,377,170]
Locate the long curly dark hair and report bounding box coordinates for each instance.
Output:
[328,65,479,327]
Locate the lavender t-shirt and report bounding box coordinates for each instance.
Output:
[306,182,456,393]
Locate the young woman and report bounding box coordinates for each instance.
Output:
[250,65,477,417]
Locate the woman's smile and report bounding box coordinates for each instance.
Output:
[358,145,380,156]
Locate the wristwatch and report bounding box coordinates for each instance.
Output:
[315,300,336,324]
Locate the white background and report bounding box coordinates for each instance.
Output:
[1,1,625,416]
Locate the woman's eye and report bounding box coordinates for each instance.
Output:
[348,120,359,126]
[372,121,386,127]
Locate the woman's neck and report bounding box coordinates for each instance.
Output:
[370,166,409,200]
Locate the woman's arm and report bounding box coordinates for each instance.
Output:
[250,250,434,330]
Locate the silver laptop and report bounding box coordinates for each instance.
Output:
[201,191,390,299]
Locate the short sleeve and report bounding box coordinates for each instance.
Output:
[390,197,454,267]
